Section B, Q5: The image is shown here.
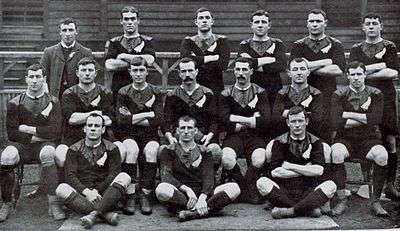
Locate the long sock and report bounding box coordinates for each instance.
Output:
[387,152,397,183]
[332,164,346,190]
[224,164,244,186]
[64,191,95,214]
[57,166,65,184]
[165,189,187,214]
[293,188,329,215]
[42,165,59,195]
[372,163,387,201]
[319,163,332,183]
[207,191,231,211]
[0,166,15,202]
[242,166,263,203]
[267,186,296,208]
[140,162,157,191]
[122,163,137,183]
[96,183,124,213]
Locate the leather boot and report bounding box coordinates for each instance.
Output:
[139,191,152,215]
[102,212,119,226]
[48,195,66,220]
[0,202,12,222]
[80,211,98,229]
[331,189,347,216]
[178,209,201,222]
[123,195,136,215]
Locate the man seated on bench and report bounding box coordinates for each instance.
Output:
[56,113,131,229]
[329,61,388,217]
[2,63,65,221]
[156,115,241,222]
[257,106,337,219]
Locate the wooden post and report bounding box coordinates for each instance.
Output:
[100,0,108,40]
[0,58,4,90]
[161,59,169,93]
[42,0,49,39]
[361,0,368,17]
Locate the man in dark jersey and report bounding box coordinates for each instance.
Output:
[3,64,65,220]
[156,115,241,221]
[239,10,287,108]
[56,114,131,229]
[115,57,163,215]
[180,7,230,94]
[330,61,388,216]
[349,12,399,199]
[257,106,336,219]
[290,9,345,140]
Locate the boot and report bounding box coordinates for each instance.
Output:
[271,207,295,219]
[80,211,98,229]
[0,202,12,222]
[178,209,201,222]
[139,191,152,215]
[331,189,347,216]
[48,195,66,220]
[371,201,389,217]
[371,164,389,217]
[320,201,331,215]
[384,182,400,201]
[122,195,136,215]
[102,212,119,226]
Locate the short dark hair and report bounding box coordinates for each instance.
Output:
[195,7,213,18]
[26,63,44,76]
[288,105,308,118]
[178,115,197,127]
[129,56,148,68]
[288,57,309,70]
[86,113,105,127]
[121,6,139,18]
[77,57,97,70]
[251,10,270,21]
[59,18,77,29]
[362,12,381,23]
[233,57,253,69]
[346,61,366,74]
[308,9,327,20]
[178,57,198,70]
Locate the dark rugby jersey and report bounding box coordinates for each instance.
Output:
[290,36,346,94]
[180,34,230,93]
[116,83,163,138]
[219,83,271,135]
[270,132,324,192]
[160,143,214,196]
[104,35,155,93]
[164,84,217,135]
[65,139,121,194]
[238,38,287,93]
[61,84,113,145]
[330,85,383,138]
[272,85,323,136]
[7,92,61,144]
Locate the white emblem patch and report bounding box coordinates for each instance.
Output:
[41,102,53,117]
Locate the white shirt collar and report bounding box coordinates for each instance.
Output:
[86,140,101,148]
[234,83,251,91]
[124,34,140,39]
[308,34,326,41]
[60,41,76,49]
[26,91,45,99]
[180,84,200,96]
[290,134,306,141]
[131,82,148,91]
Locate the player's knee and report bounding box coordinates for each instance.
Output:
[251,148,266,168]
[123,139,139,164]
[112,172,131,189]
[316,180,337,199]
[369,145,388,166]
[331,143,348,164]
[113,141,126,163]
[144,141,159,163]
[54,144,68,167]
[256,177,278,196]
[55,183,75,199]
[322,142,332,163]
[207,143,222,166]
[0,145,20,166]
[39,145,56,166]
[265,139,274,164]
[221,147,237,170]
[214,182,241,200]
[155,182,175,202]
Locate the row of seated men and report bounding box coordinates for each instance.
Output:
[0,55,397,229]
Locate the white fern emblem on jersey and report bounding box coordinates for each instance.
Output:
[360,97,371,110]
[248,94,258,109]
[375,48,386,59]
[321,43,332,53]
[90,95,101,107]
[240,53,251,58]
[301,95,313,108]
[134,41,145,52]
[195,95,206,108]
[302,144,312,159]
[97,152,107,166]
[207,42,217,52]
[192,154,202,168]
[266,43,276,54]
[145,95,155,108]
[41,102,53,117]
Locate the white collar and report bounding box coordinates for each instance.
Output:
[365,37,383,44]
[61,41,76,49]
[85,140,101,148]
[26,90,45,99]
[131,82,148,91]
[78,83,96,93]
[252,35,270,42]
[290,134,306,141]
[124,34,140,39]
[350,85,365,93]
[234,83,251,91]
[308,34,326,41]
[180,83,200,96]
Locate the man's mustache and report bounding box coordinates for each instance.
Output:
[183,77,195,82]
[236,75,246,80]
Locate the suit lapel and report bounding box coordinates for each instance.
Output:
[55,43,65,61]
[67,43,80,62]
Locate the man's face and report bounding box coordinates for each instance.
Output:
[120,12,139,34]
[76,63,96,85]
[59,23,77,46]
[347,67,366,90]
[177,119,198,142]
[234,62,253,85]
[251,15,270,37]
[129,64,148,85]
[307,13,327,36]
[195,11,214,32]
[178,61,198,84]
[289,61,310,85]
[362,18,382,38]
[84,116,105,140]
[287,112,308,137]
[26,69,45,92]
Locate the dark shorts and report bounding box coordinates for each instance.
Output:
[335,137,382,160]
[223,132,266,160]
[2,141,56,163]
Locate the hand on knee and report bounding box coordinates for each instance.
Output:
[222,148,237,170]
[155,183,174,202]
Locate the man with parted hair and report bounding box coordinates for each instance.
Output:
[257,106,337,219]
[239,9,287,108]
[329,61,388,216]
[56,113,131,229]
[41,17,93,99]
[156,115,241,221]
[180,7,230,94]
[2,63,65,221]
[349,12,399,199]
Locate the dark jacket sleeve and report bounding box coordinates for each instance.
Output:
[200,151,215,196]
[309,93,324,127]
[35,99,62,140]
[40,47,51,81]
[159,148,183,189]
[162,94,177,134]
[366,91,383,126]
[255,91,271,130]
[384,42,400,71]
[115,90,132,126]
[216,37,230,71]
[270,142,284,173]
[205,92,218,135]
[310,140,325,166]
[95,147,122,193]
[147,91,164,128]
[65,149,87,193]
[330,91,345,132]
[331,41,346,71]
[180,38,204,65]
[6,100,32,144]
[218,94,236,133]
[261,41,287,73]
[61,90,77,124]
[271,93,287,132]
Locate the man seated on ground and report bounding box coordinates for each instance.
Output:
[56,113,131,229]
[329,61,388,217]
[114,57,163,215]
[156,116,241,222]
[3,63,65,221]
[219,57,271,203]
[257,106,337,219]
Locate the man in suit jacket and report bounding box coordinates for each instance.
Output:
[40,18,93,99]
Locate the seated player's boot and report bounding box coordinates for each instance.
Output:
[320,201,331,215]
[80,211,98,229]
[331,198,347,216]
[270,207,295,219]
[178,209,201,222]
[309,208,322,218]
[102,212,119,226]
[384,182,400,201]
[48,195,66,220]
[371,201,389,217]
[0,202,13,222]
[25,186,46,199]
[139,192,152,215]
[122,195,136,215]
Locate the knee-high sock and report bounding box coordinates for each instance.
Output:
[207,191,231,212]
[293,188,329,215]
[140,162,157,191]
[372,163,387,201]
[267,186,296,208]
[96,183,124,213]
[0,166,15,202]
[164,189,187,213]
[224,164,244,186]
[57,166,65,184]
[64,191,95,214]
[122,163,137,183]
[331,164,346,190]
[42,165,59,195]
[387,152,397,183]
[319,163,332,183]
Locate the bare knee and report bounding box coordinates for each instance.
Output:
[144,141,159,163]
[112,172,131,189]
[1,145,20,166]
[222,147,237,170]
[367,145,388,166]
[214,182,241,200]
[113,141,126,163]
[316,180,337,198]
[155,182,175,202]
[55,144,68,167]
[56,183,75,199]
[251,148,266,168]
[123,139,139,164]
[256,177,279,196]
[331,143,348,164]
[39,145,56,166]
[322,142,332,163]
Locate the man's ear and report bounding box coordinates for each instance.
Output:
[101,126,106,134]
[305,117,310,126]
[286,118,290,127]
